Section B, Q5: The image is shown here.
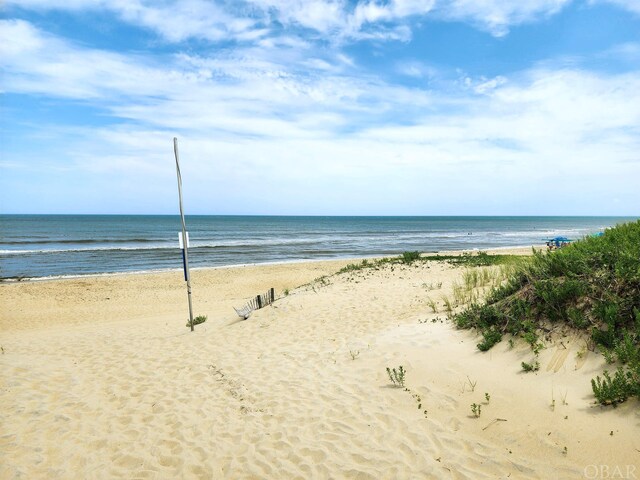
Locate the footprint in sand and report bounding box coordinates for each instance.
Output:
[574,350,589,370]
[546,346,570,372]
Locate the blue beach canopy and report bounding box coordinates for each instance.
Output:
[546,236,573,248]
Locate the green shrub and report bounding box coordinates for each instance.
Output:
[478,328,502,351]
[451,221,640,405]
[186,315,207,327]
[401,251,421,264]
[591,367,640,406]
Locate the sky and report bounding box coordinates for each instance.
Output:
[1,0,639,216]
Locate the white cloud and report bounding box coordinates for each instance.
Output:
[259,0,346,32]
[0,19,178,99]
[5,0,262,42]
[0,19,45,56]
[111,0,259,42]
[348,0,437,30]
[597,0,640,14]
[435,0,572,36]
[358,67,640,183]
[472,76,508,94]
[5,0,579,44]
[396,61,440,79]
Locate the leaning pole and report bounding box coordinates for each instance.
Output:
[174,137,194,331]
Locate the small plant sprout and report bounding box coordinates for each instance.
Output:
[350,350,360,360]
[484,392,491,404]
[532,342,544,356]
[427,297,438,313]
[284,288,290,296]
[186,315,207,328]
[521,360,540,372]
[562,446,568,455]
[471,403,482,418]
[442,296,453,314]
[467,376,477,392]
[386,366,406,388]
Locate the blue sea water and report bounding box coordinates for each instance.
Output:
[0,215,635,279]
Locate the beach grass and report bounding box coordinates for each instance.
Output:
[337,250,525,276]
[451,220,640,405]
[186,315,207,327]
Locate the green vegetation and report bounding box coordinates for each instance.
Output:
[426,297,438,313]
[186,315,207,328]
[337,250,523,275]
[442,295,453,314]
[422,281,442,291]
[429,251,525,267]
[592,368,640,406]
[521,360,540,372]
[471,403,482,418]
[451,221,640,406]
[386,366,406,388]
[401,251,421,264]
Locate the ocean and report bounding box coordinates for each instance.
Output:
[0,215,635,280]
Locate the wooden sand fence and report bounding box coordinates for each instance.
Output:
[234,287,276,319]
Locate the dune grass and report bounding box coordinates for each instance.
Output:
[337,250,524,275]
[451,221,640,406]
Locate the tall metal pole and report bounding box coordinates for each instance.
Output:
[174,137,194,331]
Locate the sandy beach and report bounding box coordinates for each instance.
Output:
[1,249,638,479]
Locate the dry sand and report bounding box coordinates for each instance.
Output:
[1,250,638,479]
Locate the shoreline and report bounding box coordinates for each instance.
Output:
[0,244,542,284]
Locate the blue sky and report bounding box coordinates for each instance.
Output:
[1,0,639,215]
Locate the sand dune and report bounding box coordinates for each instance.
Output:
[1,252,638,478]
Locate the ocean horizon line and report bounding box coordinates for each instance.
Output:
[1,213,638,218]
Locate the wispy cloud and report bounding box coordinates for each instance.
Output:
[0,19,436,138]
[597,0,640,15]
[6,0,261,42]
[434,0,572,36]
[2,17,638,214]
[5,0,584,44]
